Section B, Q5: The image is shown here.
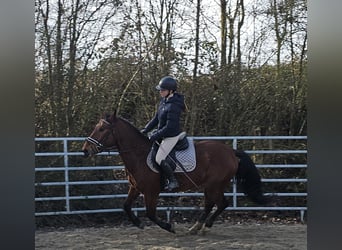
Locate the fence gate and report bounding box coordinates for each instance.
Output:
[35,136,307,221]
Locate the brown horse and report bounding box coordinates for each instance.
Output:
[82,111,267,234]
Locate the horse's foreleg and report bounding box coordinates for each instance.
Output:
[123,186,143,229]
[144,193,175,233]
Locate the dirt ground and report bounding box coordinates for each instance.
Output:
[35,221,307,250]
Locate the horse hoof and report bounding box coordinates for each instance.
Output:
[135,222,144,229]
[187,229,198,235]
[188,222,202,235]
[199,224,210,235]
[169,223,176,233]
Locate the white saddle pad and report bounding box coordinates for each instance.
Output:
[147,137,196,173]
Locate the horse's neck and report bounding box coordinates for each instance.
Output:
[118,138,150,178]
[119,136,150,154]
[116,121,151,173]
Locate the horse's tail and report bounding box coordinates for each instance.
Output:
[234,150,268,205]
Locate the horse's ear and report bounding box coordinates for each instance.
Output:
[104,113,111,121]
[107,109,118,123]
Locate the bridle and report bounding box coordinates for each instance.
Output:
[85,119,118,153]
[85,118,151,154]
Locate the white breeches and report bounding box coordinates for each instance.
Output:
[155,133,183,165]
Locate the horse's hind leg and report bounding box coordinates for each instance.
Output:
[204,194,229,228]
[188,191,215,234]
[198,186,229,234]
[123,186,143,229]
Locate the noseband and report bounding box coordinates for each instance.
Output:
[86,136,105,148]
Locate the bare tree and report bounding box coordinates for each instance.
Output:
[236,0,245,72]
[35,0,122,136]
[220,0,227,67]
[35,0,307,138]
[269,0,289,74]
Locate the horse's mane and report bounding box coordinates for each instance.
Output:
[118,117,141,133]
[110,115,150,143]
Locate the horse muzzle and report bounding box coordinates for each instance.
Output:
[83,149,90,158]
[82,146,101,157]
[82,142,102,157]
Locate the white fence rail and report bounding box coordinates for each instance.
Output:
[35,136,307,221]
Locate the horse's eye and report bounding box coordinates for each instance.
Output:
[99,127,104,132]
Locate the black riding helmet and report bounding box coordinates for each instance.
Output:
[155,76,177,91]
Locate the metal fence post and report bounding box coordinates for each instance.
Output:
[232,138,238,208]
[63,139,70,212]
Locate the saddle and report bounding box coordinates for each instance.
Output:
[147,132,196,173]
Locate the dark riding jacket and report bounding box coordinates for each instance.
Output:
[143,93,185,142]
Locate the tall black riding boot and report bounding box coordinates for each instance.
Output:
[160,160,179,191]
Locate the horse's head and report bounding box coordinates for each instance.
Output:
[82,111,118,157]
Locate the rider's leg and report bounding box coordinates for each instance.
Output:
[159,159,179,190]
[156,136,179,191]
[155,136,179,165]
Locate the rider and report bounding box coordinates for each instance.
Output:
[141,76,186,191]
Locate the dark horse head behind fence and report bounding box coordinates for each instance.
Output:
[82,111,267,234]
